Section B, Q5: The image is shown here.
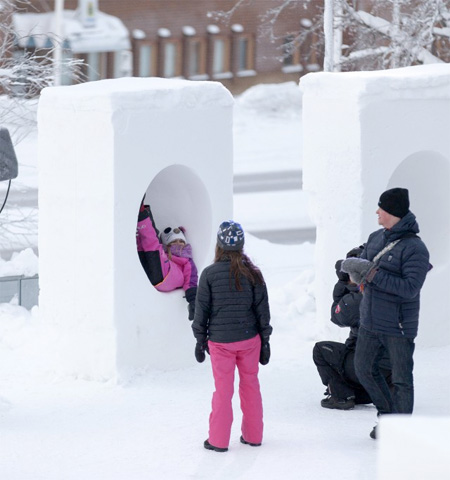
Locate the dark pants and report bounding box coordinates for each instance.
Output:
[355,326,415,414]
[313,341,372,404]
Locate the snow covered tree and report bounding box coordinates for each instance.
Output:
[211,0,450,72]
[0,0,83,140]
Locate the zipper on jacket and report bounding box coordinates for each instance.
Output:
[399,322,405,335]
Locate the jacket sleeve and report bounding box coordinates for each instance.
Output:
[371,241,430,299]
[191,269,211,343]
[182,257,198,291]
[253,283,272,341]
[331,291,362,329]
[332,280,350,304]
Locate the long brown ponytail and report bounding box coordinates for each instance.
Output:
[214,245,264,291]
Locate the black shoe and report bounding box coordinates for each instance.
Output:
[204,439,228,452]
[321,395,355,410]
[240,435,261,447]
[370,425,377,440]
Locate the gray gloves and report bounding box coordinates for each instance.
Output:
[341,257,377,285]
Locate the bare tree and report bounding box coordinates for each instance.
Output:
[210,0,450,71]
[0,0,84,141]
[0,1,83,256]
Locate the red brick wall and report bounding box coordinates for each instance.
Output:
[24,1,323,91]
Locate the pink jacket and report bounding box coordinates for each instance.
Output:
[136,213,198,293]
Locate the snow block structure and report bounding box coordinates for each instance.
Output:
[377,415,450,479]
[301,64,450,347]
[38,78,233,380]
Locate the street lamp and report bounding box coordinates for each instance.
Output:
[53,0,65,86]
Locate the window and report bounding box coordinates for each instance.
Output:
[161,40,181,78]
[114,50,132,78]
[238,37,249,70]
[138,44,156,77]
[283,35,300,67]
[282,35,303,73]
[186,38,206,78]
[86,52,107,81]
[211,37,230,76]
[235,34,254,73]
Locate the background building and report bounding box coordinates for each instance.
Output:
[15,0,322,94]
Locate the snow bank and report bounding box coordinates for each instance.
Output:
[0,248,38,277]
[235,81,302,117]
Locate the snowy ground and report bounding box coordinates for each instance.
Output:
[0,83,449,479]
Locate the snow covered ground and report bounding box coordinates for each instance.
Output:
[0,82,449,479]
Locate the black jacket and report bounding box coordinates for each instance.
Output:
[330,281,361,350]
[360,211,430,338]
[330,279,391,372]
[192,260,272,344]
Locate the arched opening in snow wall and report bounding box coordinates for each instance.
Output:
[137,164,212,290]
[386,150,450,346]
[386,150,449,268]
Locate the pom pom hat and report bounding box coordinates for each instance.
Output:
[217,221,245,251]
[378,188,410,218]
[161,226,186,246]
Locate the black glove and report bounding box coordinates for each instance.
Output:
[185,287,197,321]
[195,342,208,363]
[188,302,195,321]
[346,245,364,258]
[259,342,270,365]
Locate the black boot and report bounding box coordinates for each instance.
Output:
[240,435,261,447]
[370,425,377,439]
[321,395,355,410]
[204,439,228,452]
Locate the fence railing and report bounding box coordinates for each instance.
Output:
[0,274,39,310]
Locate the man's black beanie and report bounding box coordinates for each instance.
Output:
[378,188,410,218]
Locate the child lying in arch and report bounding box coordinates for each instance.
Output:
[136,201,198,320]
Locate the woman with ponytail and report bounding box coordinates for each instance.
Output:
[192,221,272,452]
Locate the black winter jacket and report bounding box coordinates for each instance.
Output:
[330,281,361,350]
[360,211,430,338]
[192,260,272,344]
[330,279,391,372]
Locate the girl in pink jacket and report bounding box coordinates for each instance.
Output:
[136,202,198,319]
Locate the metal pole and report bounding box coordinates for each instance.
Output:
[333,1,342,72]
[53,0,65,86]
[323,0,334,72]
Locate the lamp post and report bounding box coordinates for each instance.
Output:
[323,0,342,72]
[53,0,65,86]
[323,0,334,71]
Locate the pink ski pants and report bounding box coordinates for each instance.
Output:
[208,335,263,449]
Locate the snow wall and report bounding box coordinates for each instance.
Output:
[377,415,450,479]
[301,64,450,348]
[38,78,233,380]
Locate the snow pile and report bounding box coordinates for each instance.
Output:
[233,82,303,175]
[235,81,302,117]
[0,248,38,277]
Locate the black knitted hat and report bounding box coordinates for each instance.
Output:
[378,188,409,218]
[217,220,245,251]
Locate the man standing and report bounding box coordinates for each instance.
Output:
[342,188,430,439]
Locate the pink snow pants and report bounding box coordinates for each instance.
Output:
[208,335,263,449]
